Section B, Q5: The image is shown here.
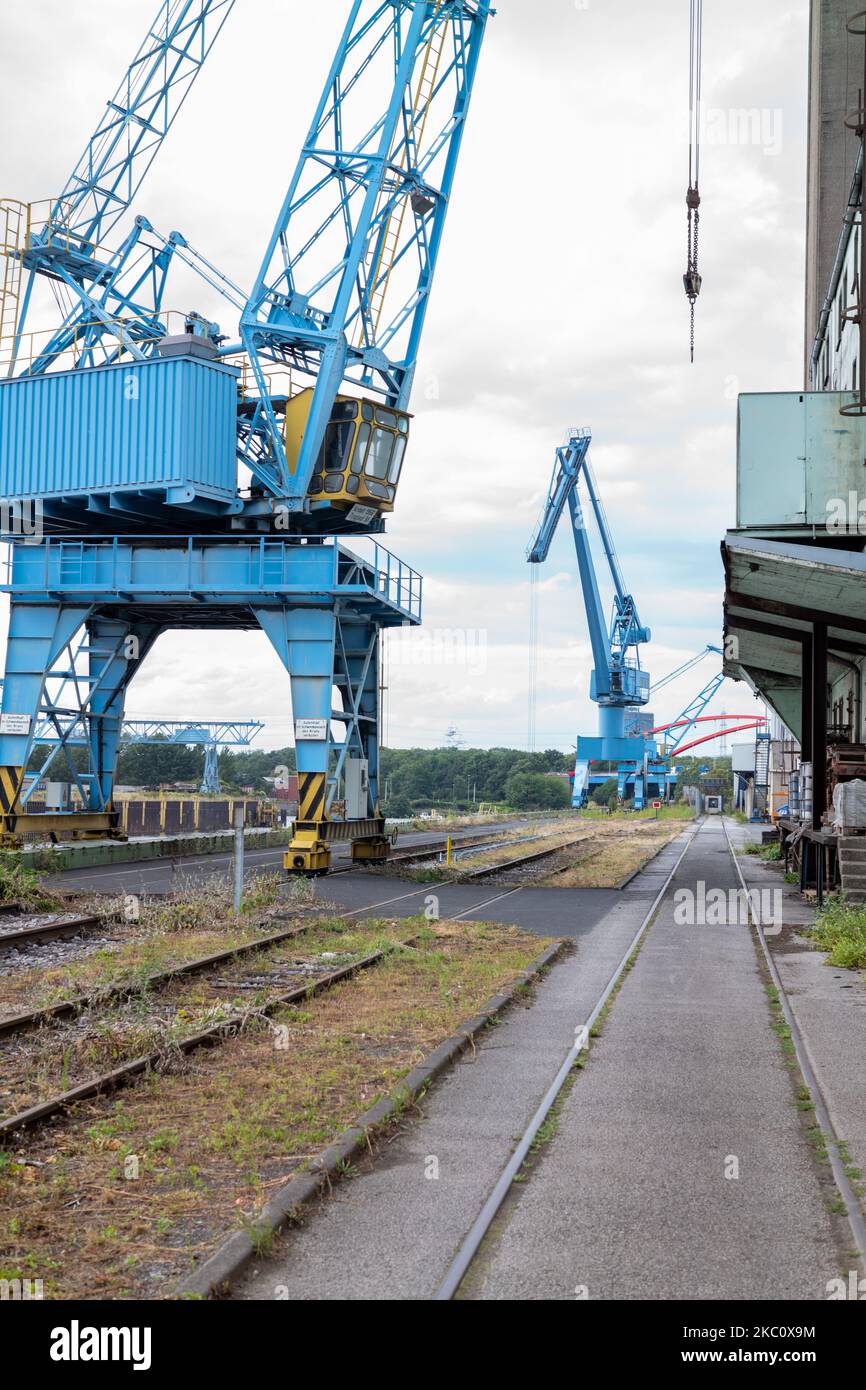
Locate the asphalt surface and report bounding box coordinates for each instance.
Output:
[313,873,621,937]
[232,819,848,1301]
[38,819,532,896]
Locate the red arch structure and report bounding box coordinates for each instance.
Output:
[648,713,767,757]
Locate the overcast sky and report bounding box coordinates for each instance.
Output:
[0,0,813,756]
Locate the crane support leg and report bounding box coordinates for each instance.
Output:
[339,615,389,866]
[257,606,336,876]
[0,589,158,844]
[255,605,391,876]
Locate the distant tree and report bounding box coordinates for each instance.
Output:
[504,771,571,811]
[591,778,618,807]
[116,740,202,787]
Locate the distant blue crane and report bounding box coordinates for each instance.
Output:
[527,428,666,809]
[120,719,264,794]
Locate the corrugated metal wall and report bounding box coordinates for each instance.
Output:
[0,354,238,504]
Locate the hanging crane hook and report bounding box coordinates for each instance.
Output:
[685,0,703,362]
[684,186,702,363]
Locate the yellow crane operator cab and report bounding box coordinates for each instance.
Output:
[284,389,410,515]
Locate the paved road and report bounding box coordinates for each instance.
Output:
[232,819,848,1301]
[38,819,533,896]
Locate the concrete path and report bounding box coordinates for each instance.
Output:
[231,833,680,1299]
[470,818,844,1300]
[730,820,866,1217]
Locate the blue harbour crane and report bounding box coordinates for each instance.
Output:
[0,1,493,872]
[526,428,669,810]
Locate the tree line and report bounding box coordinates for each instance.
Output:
[27,740,734,813]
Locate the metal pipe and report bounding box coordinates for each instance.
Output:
[809,145,863,385]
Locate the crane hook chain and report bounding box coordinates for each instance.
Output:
[684,185,701,363]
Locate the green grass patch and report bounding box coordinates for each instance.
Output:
[807,899,866,970]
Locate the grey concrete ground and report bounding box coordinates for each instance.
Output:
[470,818,845,1300]
[230,818,855,1302]
[233,833,690,1300]
[729,819,866,1211]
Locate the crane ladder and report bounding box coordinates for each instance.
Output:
[0,200,28,376]
[358,2,448,343]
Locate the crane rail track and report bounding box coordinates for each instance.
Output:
[329,825,548,874]
[433,822,700,1299]
[431,818,866,1298]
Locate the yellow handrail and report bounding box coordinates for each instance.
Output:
[0,308,197,374]
[357,2,448,344]
[0,200,29,376]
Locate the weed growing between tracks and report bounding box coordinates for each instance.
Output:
[398,818,686,888]
[0,873,314,1019]
[0,916,553,1299]
[543,822,682,888]
[0,920,408,1116]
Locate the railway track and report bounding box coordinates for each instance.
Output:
[0,873,535,1139]
[0,920,315,1041]
[452,833,590,879]
[0,940,408,1139]
[429,817,866,1298]
[0,911,103,949]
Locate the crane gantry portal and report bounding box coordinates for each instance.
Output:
[0,1,494,870]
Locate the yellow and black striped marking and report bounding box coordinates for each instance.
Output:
[0,766,23,817]
[298,772,328,823]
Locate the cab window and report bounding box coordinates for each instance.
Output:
[365,427,394,480]
[319,421,354,474]
[388,436,406,485]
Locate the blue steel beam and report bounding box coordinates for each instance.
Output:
[121,719,264,745]
[238,0,494,500]
[8,1,237,375]
[650,643,723,696]
[121,718,264,795]
[0,536,420,828]
[44,0,237,251]
[662,671,727,756]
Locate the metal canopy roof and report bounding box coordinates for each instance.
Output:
[722,534,866,737]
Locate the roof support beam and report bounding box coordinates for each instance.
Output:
[726,588,866,640]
